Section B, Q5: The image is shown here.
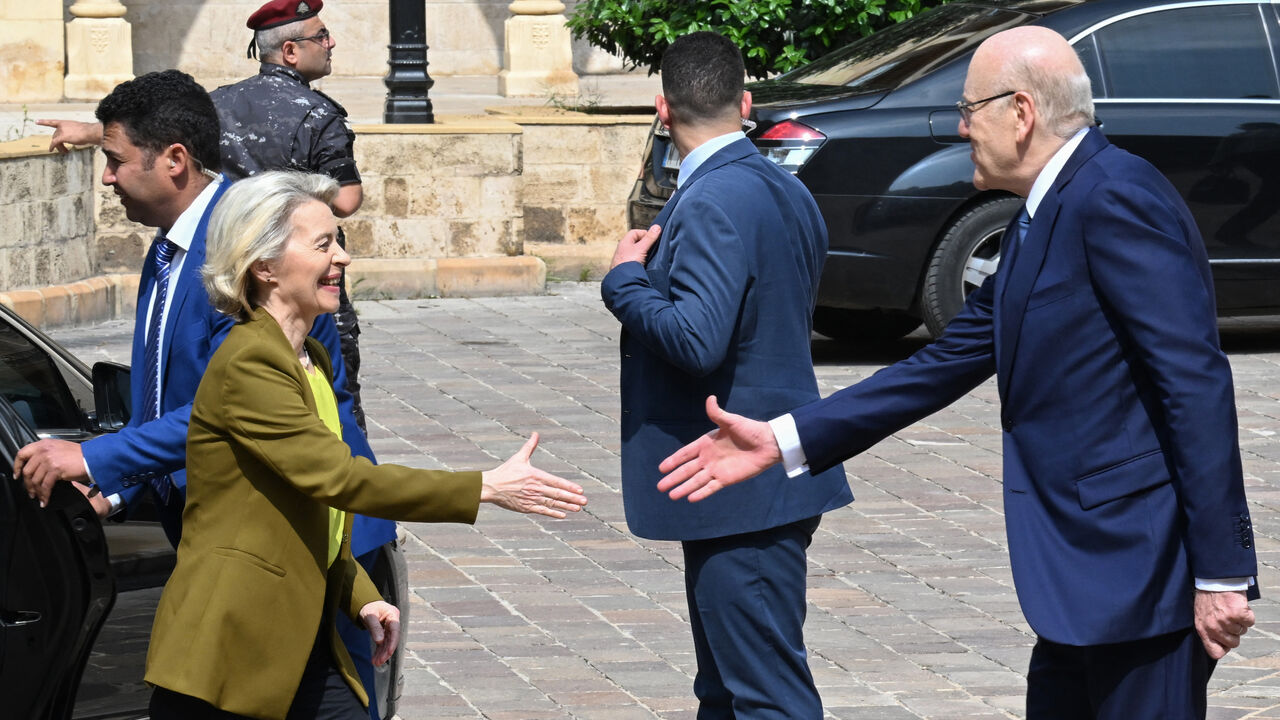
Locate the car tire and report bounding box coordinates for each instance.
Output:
[921,196,1021,337]
[812,307,921,342]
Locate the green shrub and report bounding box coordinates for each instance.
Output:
[567,0,948,79]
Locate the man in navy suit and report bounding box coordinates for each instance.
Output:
[602,32,852,719]
[658,27,1258,719]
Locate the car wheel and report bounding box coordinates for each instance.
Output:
[921,196,1021,337]
[368,533,409,720]
[812,307,921,342]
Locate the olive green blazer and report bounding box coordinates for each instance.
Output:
[145,308,482,720]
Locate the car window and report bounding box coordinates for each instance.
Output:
[0,321,88,433]
[780,4,1028,92]
[1085,4,1279,100]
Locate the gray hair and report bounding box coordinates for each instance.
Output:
[1001,55,1095,138]
[254,23,297,62]
[203,171,339,322]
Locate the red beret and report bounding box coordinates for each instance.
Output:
[247,0,323,30]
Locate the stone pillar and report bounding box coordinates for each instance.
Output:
[0,0,64,102]
[498,0,579,98]
[64,0,134,101]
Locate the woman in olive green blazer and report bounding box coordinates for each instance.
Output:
[144,171,587,720]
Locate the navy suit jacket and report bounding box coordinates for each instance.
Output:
[80,179,394,556]
[602,137,851,541]
[791,129,1257,645]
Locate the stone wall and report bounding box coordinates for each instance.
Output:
[5,111,647,325]
[517,114,649,279]
[0,138,95,287]
[1,0,63,102]
[99,0,623,86]
[0,137,132,326]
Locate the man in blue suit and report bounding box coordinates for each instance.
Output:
[658,27,1258,719]
[602,31,852,719]
[17,71,370,569]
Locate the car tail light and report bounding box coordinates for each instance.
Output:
[755,120,826,174]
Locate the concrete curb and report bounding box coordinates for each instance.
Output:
[0,257,547,329]
[0,273,138,329]
[348,255,547,301]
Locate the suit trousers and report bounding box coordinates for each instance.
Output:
[682,515,823,720]
[149,624,366,720]
[1026,627,1214,720]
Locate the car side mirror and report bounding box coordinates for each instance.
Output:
[92,362,131,432]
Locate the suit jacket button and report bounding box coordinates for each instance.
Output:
[1002,419,1015,431]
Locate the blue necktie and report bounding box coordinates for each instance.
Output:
[142,237,177,504]
[1003,207,1031,273]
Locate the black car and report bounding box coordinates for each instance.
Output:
[0,305,408,719]
[629,0,1280,339]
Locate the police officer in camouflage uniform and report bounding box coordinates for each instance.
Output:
[212,0,368,434]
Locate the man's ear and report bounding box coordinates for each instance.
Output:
[740,90,752,121]
[1013,90,1036,144]
[655,94,672,130]
[160,143,190,177]
[280,39,300,68]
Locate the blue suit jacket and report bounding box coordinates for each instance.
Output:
[602,137,851,541]
[81,179,395,556]
[791,129,1257,645]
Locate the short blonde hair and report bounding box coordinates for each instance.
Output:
[203,171,339,322]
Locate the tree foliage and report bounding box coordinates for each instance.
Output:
[567,0,949,79]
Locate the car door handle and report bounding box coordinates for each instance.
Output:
[0,609,42,627]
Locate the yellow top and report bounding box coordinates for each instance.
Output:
[305,363,345,568]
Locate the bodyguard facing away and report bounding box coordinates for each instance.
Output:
[660,28,1258,719]
[601,32,852,719]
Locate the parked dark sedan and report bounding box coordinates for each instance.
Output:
[629,0,1280,339]
[0,305,407,719]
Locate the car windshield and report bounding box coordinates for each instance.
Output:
[780,3,1031,92]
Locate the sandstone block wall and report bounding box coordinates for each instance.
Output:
[348,124,524,262]
[5,113,647,324]
[0,138,95,288]
[520,118,648,247]
[1,0,63,102]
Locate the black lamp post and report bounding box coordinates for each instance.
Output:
[384,0,434,123]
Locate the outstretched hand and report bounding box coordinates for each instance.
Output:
[657,396,782,502]
[481,432,587,518]
[359,600,401,667]
[1195,589,1254,659]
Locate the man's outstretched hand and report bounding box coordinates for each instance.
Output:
[657,396,782,502]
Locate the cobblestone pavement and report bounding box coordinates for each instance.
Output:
[51,283,1280,719]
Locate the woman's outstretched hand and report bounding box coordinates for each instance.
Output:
[481,432,587,518]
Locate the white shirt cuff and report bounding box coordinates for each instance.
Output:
[105,493,125,517]
[1195,577,1253,592]
[768,414,810,479]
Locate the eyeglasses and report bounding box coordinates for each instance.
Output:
[956,90,1017,125]
[289,28,331,46]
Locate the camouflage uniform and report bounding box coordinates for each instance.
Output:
[212,62,367,432]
